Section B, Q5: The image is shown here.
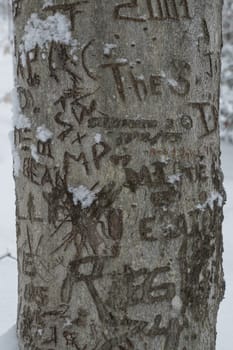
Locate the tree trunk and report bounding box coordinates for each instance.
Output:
[12,1,225,349]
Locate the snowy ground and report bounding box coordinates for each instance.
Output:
[0,14,233,350]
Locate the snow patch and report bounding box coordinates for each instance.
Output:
[68,185,96,209]
[167,78,178,87]
[196,191,224,210]
[63,318,72,327]
[171,295,183,313]
[199,271,204,283]
[12,149,20,177]
[36,125,53,142]
[30,144,39,162]
[94,133,102,144]
[115,58,128,64]
[167,173,182,184]
[137,74,145,81]
[103,43,117,56]
[160,155,169,164]
[19,13,77,66]
[9,129,21,178]
[43,0,53,8]
[12,88,31,129]
[37,329,43,336]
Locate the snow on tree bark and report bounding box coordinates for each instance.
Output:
[12,1,225,349]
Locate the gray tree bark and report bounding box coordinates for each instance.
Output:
[12,1,225,349]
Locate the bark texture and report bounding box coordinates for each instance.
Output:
[13,1,225,349]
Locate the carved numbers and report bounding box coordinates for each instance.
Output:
[114,0,191,22]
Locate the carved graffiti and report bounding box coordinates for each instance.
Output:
[124,163,166,192]
[12,0,22,17]
[17,192,43,222]
[92,142,112,169]
[23,158,40,185]
[24,284,48,305]
[42,326,57,347]
[62,262,176,329]
[88,116,158,129]
[101,60,128,101]
[82,39,98,80]
[26,48,41,87]
[54,99,97,142]
[190,102,218,137]
[113,0,191,22]
[17,86,35,112]
[101,58,191,101]
[37,139,53,158]
[14,128,32,151]
[139,214,186,241]
[179,202,224,321]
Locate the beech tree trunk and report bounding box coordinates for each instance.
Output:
[12,1,225,349]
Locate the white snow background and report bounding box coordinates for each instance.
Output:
[0,10,233,350]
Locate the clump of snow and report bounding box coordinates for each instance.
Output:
[171,295,183,313]
[196,191,224,210]
[137,74,145,81]
[103,43,117,57]
[94,133,102,144]
[167,78,178,87]
[43,0,53,8]
[28,51,34,60]
[30,144,39,162]
[13,113,31,129]
[72,54,78,62]
[19,13,77,66]
[0,325,18,350]
[63,318,72,327]
[12,149,20,177]
[199,271,204,283]
[160,155,169,164]
[9,130,21,177]
[137,15,147,20]
[68,185,96,209]
[167,173,182,184]
[37,329,43,336]
[36,125,53,142]
[115,58,128,64]
[12,88,31,129]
